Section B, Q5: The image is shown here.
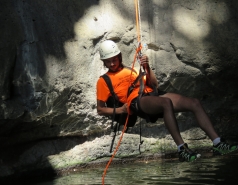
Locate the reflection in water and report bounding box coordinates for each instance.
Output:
[33,153,238,185]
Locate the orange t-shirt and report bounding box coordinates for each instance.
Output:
[96,67,153,109]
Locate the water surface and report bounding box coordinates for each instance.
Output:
[31,153,238,185]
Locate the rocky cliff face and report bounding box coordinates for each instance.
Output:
[1,0,238,173]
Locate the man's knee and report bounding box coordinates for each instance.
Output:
[191,98,202,110]
[161,97,173,110]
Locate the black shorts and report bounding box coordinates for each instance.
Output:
[130,90,166,123]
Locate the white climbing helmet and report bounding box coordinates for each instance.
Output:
[99,40,121,60]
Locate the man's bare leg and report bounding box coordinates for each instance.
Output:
[139,96,184,145]
[161,93,219,141]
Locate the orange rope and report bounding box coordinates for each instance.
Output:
[134,0,141,42]
[101,48,141,185]
[102,0,142,184]
[102,114,129,185]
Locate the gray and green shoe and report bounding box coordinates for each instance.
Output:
[179,143,201,162]
[213,140,238,155]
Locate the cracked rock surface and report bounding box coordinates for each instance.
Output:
[1,0,238,179]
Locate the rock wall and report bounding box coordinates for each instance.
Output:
[1,0,238,156]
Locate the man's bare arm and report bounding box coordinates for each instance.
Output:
[97,99,127,116]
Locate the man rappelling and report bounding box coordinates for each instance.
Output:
[98,1,237,185]
[96,40,238,163]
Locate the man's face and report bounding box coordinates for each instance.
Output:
[103,56,121,72]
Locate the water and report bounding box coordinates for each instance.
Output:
[28,153,238,185]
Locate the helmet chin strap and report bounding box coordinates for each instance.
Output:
[108,65,123,73]
[107,57,123,72]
